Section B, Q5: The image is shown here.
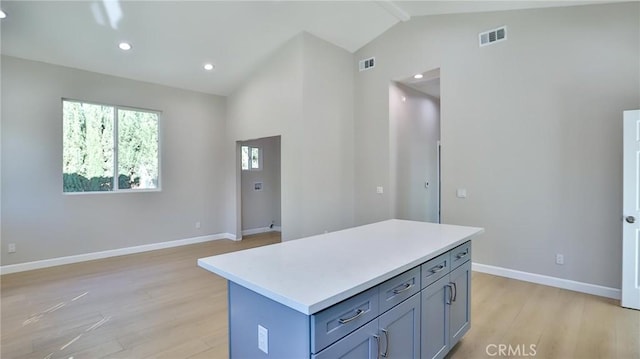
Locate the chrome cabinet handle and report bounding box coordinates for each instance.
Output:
[381,329,390,358]
[446,284,453,305]
[430,264,445,274]
[451,282,457,302]
[338,309,365,324]
[392,283,413,294]
[456,251,468,259]
[626,216,636,224]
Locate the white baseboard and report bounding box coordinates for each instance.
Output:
[472,262,621,300]
[225,233,240,241]
[241,226,282,236]
[0,233,234,275]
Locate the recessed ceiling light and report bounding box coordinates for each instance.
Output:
[414,74,424,79]
[204,63,215,71]
[0,10,7,19]
[118,42,132,51]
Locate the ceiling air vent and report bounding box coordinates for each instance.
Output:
[359,57,375,72]
[479,26,507,47]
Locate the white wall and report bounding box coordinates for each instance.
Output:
[300,32,355,236]
[227,32,354,240]
[389,82,440,222]
[354,2,640,289]
[240,136,281,232]
[225,35,303,240]
[1,56,227,265]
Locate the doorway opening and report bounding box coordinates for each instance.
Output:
[237,136,282,238]
[389,68,441,223]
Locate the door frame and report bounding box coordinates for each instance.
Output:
[389,68,442,223]
[236,136,283,240]
[622,109,640,310]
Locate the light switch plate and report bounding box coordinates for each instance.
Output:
[456,189,467,198]
[376,186,384,194]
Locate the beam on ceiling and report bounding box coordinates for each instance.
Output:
[375,0,411,22]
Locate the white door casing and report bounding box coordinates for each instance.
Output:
[622,109,640,310]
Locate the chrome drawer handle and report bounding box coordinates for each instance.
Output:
[338,309,365,324]
[430,264,445,274]
[456,251,468,259]
[392,283,413,294]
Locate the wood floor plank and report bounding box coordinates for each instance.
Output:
[72,339,125,358]
[2,232,639,359]
[534,289,586,358]
[186,343,227,359]
[574,296,623,359]
[501,283,560,349]
[616,302,640,359]
[449,273,640,359]
[1,233,279,359]
[148,338,211,359]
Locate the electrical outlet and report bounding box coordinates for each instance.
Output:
[556,254,564,265]
[195,221,201,229]
[376,186,384,194]
[8,243,16,253]
[258,325,268,354]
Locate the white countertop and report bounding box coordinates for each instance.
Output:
[197,219,483,315]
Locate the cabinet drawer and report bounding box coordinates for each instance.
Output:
[311,318,379,359]
[421,252,450,289]
[379,267,420,314]
[311,286,379,354]
[450,241,471,269]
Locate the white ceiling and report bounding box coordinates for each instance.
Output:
[0,1,620,96]
[405,78,441,99]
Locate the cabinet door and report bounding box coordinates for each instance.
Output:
[420,275,450,359]
[312,319,379,359]
[378,293,420,359]
[449,260,471,347]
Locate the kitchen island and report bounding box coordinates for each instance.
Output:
[198,219,483,358]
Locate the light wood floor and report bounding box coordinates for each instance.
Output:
[2,232,639,359]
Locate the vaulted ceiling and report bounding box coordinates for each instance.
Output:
[0,1,618,96]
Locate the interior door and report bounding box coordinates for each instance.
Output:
[622,109,640,310]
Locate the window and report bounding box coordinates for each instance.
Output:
[62,99,160,193]
[241,145,261,171]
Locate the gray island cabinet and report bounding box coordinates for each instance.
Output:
[198,219,483,359]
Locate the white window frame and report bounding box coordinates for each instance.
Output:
[241,145,262,171]
[62,98,162,194]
